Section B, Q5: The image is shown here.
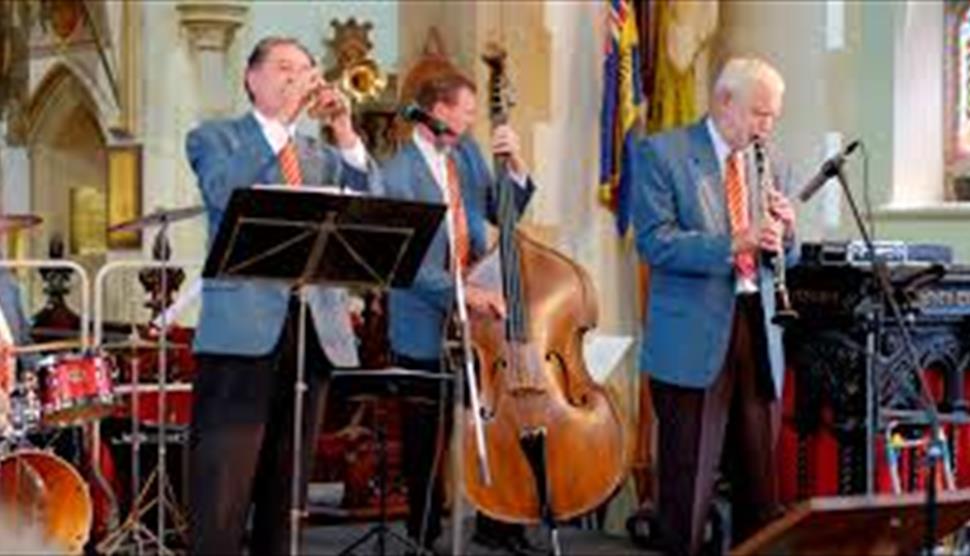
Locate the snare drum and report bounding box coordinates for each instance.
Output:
[38,353,116,426]
[113,382,193,426]
[0,449,93,553]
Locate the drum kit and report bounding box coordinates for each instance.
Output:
[0,208,201,554]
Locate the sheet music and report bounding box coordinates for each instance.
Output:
[253,184,362,196]
[583,333,634,384]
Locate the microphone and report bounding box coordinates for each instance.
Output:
[797,139,861,202]
[400,103,454,137]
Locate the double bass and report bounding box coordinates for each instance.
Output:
[462,43,628,546]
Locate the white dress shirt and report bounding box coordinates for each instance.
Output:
[252,109,368,172]
[706,117,757,294]
[412,130,528,262]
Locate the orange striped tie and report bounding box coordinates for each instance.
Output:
[725,152,756,281]
[446,156,470,272]
[278,139,303,186]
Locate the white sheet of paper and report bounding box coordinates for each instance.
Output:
[583,333,634,385]
[253,184,362,196]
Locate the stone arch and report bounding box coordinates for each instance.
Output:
[22,63,108,314]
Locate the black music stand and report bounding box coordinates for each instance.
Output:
[202,186,444,556]
[318,367,454,556]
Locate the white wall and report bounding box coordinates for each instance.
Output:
[245,1,399,71]
[891,0,944,207]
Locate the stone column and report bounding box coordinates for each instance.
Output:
[177,1,248,117]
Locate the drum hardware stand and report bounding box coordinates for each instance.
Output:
[96,354,190,555]
[97,209,201,554]
[96,457,189,555]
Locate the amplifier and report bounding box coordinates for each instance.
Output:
[800,241,953,267]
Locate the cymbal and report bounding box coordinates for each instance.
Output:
[11,340,83,354]
[0,214,42,233]
[109,205,204,233]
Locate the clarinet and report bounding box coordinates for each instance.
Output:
[753,139,799,327]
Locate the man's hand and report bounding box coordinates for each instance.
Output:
[466,285,506,319]
[492,124,527,176]
[759,220,784,255]
[731,227,758,256]
[312,85,359,149]
[767,188,796,238]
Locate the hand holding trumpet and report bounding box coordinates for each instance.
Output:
[280,69,357,147]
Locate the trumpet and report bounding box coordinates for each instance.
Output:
[306,60,387,122]
[305,80,348,122]
[338,59,387,104]
[753,139,799,327]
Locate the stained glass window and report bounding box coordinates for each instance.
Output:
[945,1,970,199]
[956,4,970,157]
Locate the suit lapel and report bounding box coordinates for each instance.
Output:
[240,114,284,185]
[403,141,444,203]
[686,121,729,234]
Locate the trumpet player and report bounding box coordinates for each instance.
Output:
[631,57,797,555]
[185,35,381,555]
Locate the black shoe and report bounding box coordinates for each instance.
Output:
[627,507,661,551]
[471,528,545,556]
[403,537,440,556]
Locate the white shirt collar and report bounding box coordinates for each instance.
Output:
[412,128,448,161]
[252,109,296,153]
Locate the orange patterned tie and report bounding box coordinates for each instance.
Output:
[446,156,470,272]
[278,139,303,186]
[725,152,756,281]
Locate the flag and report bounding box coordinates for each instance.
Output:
[599,0,645,236]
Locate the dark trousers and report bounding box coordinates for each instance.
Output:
[392,353,527,549]
[393,353,452,547]
[189,301,331,555]
[652,295,781,556]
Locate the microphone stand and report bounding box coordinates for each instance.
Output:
[430,134,492,556]
[831,165,944,553]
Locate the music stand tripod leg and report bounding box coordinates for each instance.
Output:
[333,384,426,556]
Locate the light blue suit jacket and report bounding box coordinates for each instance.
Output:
[0,269,31,347]
[185,113,382,366]
[382,136,533,360]
[632,118,797,398]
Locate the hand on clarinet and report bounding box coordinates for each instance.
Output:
[731,227,758,256]
[759,219,784,255]
[767,188,796,238]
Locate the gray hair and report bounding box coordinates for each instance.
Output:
[713,57,785,100]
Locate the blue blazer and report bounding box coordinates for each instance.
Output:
[0,269,31,347]
[631,118,797,397]
[185,113,383,365]
[383,136,533,360]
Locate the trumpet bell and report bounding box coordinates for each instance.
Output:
[339,60,387,104]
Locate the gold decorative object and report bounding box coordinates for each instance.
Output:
[106,142,141,249]
[322,17,397,160]
[70,186,106,255]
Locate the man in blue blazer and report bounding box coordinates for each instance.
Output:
[0,267,34,432]
[185,36,381,554]
[383,71,535,553]
[632,57,797,555]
